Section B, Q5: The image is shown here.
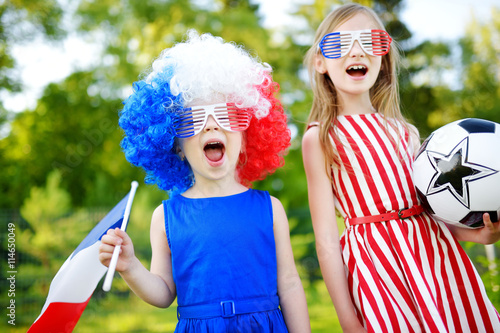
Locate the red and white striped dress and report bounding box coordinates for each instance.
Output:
[328,113,500,332]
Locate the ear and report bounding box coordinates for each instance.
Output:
[176,145,185,161]
[238,132,247,166]
[314,53,327,74]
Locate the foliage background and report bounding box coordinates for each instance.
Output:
[1,0,499,332]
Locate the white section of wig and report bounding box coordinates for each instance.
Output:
[145,30,272,118]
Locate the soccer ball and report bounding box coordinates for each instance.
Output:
[413,118,500,228]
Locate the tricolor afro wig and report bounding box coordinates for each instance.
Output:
[119,30,290,195]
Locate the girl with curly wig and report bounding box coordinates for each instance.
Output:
[99,30,310,332]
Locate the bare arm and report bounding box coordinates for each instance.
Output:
[272,196,311,333]
[99,204,176,308]
[302,127,366,332]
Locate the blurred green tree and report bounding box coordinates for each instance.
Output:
[0,71,137,208]
[0,0,66,207]
[0,0,65,95]
[20,170,73,267]
[458,9,500,123]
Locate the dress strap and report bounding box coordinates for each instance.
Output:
[177,295,279,319]
[307,121,320,130]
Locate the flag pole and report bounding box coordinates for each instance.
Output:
[103,181,139,292]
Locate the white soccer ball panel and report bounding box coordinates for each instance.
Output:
[467,134,500,167]
[468,173,500,211]
[424,123,468,154]
[425,190,470,225]
[412,155,435,194]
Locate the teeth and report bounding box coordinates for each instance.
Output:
[348,65,366,70]
[205,141,223,149]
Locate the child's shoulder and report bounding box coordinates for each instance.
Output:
[302,122,321,143]
[302,124,324,160]
[269,194,284,211]
[152,203,165,222]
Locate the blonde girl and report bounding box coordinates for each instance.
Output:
[302,3,500,332]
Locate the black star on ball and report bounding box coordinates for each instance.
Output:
[433,149,479,197]
[426,137,496,208]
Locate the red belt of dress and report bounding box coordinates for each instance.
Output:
[349,205,425,225]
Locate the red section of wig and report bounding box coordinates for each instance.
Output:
[237,74,291,185]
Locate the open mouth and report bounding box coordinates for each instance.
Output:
[346,65,367,77]
[204,141,225,162]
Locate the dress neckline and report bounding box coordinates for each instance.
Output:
[337,112,379,118]
[179,188,251,201]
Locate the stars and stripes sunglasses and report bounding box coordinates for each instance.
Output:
[173,103,251,138]
[318,29,392,59]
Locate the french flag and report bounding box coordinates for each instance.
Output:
[28,182,138,333]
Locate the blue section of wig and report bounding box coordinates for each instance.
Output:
[119,59,192,195]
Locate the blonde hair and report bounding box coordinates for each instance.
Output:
[304,3,407,173]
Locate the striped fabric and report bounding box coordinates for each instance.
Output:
[328,113,500,332]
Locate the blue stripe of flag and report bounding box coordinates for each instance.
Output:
[71,193,130,259]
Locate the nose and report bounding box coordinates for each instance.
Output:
[349,40,365,57]
[203,115,220,132]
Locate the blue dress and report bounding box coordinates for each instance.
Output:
[163,189,289,332]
